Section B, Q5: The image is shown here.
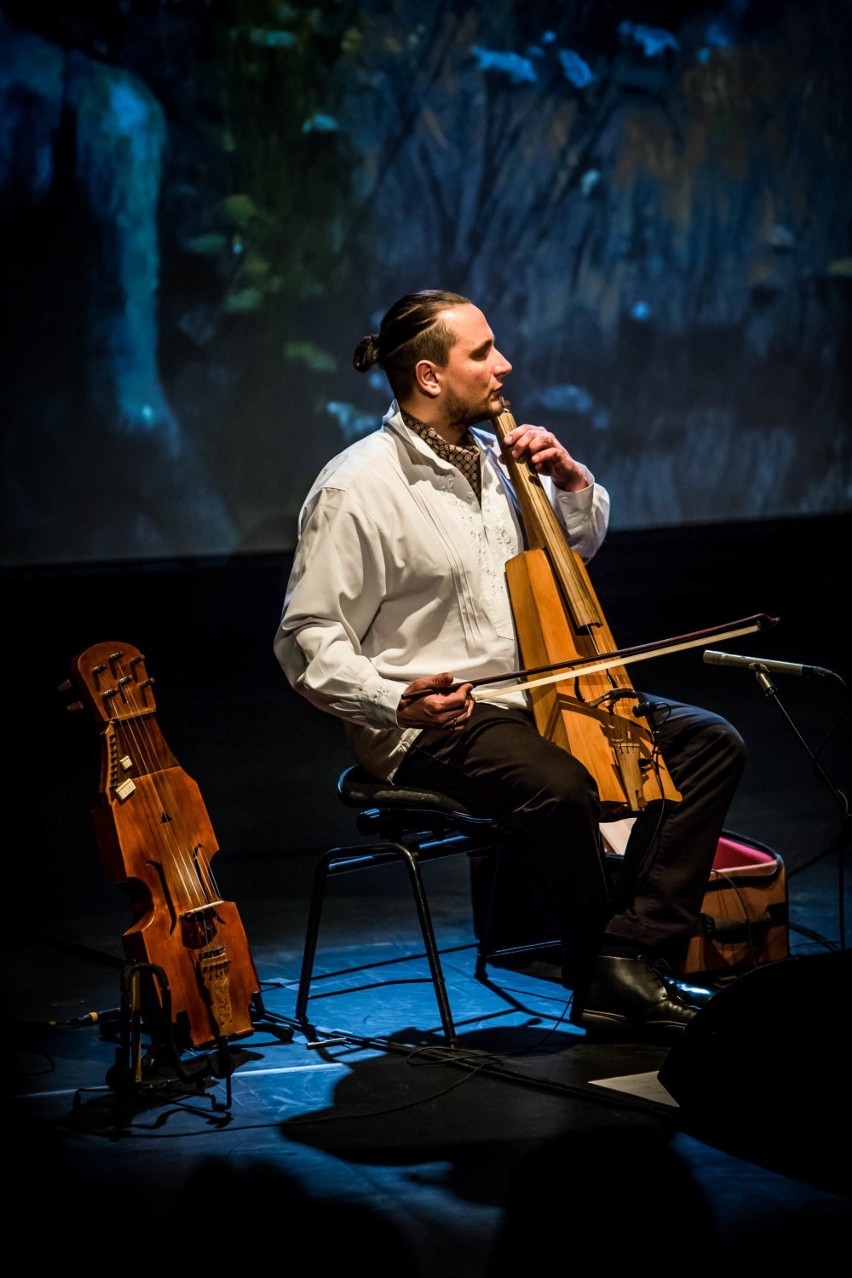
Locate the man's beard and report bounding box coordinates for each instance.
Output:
[444,386,502,431]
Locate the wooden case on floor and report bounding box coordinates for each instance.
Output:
[681,833,788,979]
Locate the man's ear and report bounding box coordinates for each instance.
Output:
[414,359,441,398]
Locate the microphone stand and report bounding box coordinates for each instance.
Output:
[750,664,849,950]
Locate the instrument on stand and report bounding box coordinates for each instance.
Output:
[64,641,261,1067]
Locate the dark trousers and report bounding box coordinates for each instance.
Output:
[393,696,746,988]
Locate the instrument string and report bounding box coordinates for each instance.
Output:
[492,401,683,814]
[86,649,219,913]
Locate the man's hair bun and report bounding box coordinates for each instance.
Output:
[353,334,380,372]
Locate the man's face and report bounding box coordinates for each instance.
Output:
[438,304,512,428]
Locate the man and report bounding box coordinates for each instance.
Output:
[274,289,746,1040]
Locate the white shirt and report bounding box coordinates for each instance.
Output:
[274,402,610,779]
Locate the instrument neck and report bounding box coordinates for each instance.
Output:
[492,406,602,633]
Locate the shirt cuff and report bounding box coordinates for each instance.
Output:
[358,676,409,727]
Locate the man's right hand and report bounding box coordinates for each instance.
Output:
[397,671,473,731]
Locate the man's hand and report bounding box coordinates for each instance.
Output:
[502,423,592,493]
[397,671,473,731]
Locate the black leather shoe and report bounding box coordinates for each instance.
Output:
[570,955,700,1040]
[660,974,716,1007]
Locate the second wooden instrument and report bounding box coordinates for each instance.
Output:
[65,641,261,1053]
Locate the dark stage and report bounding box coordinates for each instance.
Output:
[5,513,851,1272]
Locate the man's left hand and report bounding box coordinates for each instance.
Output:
[502,423,592,492]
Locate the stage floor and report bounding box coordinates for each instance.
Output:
[6,531,851,1271]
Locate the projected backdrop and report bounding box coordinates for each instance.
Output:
[2,1,849,568]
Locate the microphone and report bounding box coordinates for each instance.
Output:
[632,701,655,717]
[703,650,831,679]
[50,1007,122,1028]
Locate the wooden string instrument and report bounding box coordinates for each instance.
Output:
[64,641,260,1053]
[492,403,683,818]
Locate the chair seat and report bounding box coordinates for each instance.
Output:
[339,765,496,826]
[339,766,502,846]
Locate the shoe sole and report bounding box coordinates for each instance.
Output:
[572,1010,694,1038]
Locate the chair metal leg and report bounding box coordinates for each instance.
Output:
[393,843,458,1045]
[294,848,337,1028]
[294,840,459,1046]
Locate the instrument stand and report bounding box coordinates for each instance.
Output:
[68,973,294,1129]
[99,961,245,1112]
[249,990,297,1042]
[750,666,849,947]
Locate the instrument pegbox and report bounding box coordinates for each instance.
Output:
[57,676,84,714]
[62,643,157,725]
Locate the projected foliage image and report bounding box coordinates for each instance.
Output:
[1,0,850,568]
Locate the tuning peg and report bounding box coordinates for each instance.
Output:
[57,677,84,710]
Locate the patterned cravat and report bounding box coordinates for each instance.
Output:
[402,411,482,502]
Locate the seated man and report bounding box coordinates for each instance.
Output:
[275,289,745,1041]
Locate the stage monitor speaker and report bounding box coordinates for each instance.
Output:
[658,951,851,1195]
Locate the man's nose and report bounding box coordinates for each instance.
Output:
[495,349,512,375]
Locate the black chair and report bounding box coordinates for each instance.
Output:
[294,766,558,1046]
